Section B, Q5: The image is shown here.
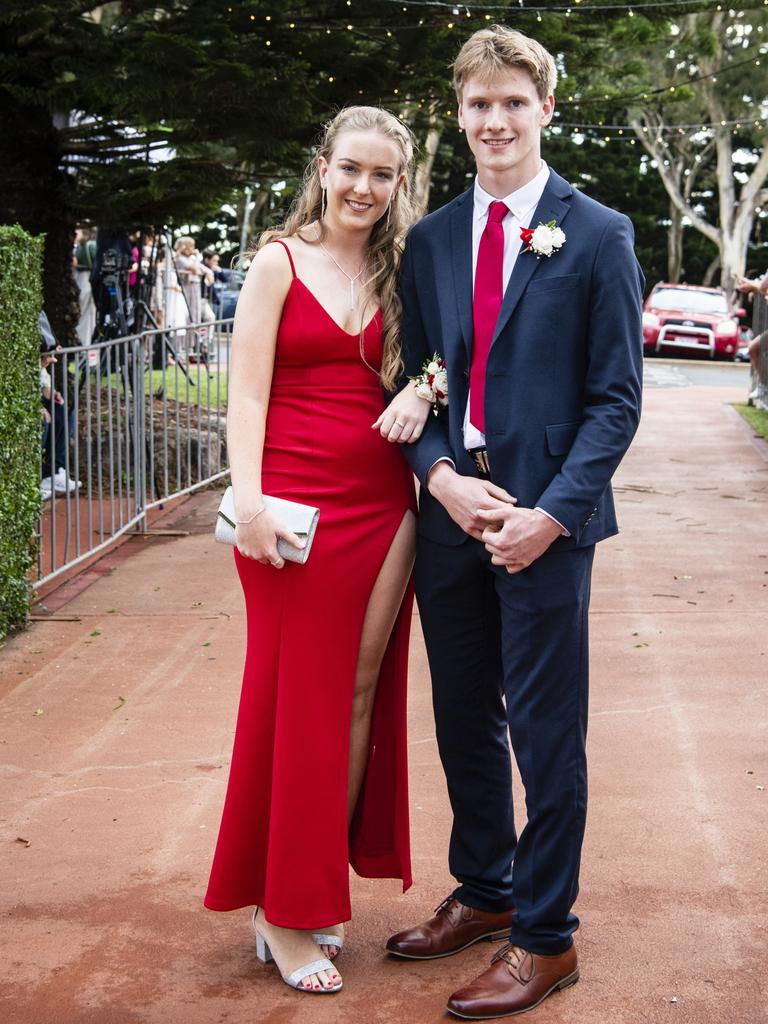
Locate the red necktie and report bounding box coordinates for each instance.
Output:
[470,200,508,433]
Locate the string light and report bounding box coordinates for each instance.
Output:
[556,116,766,131]
[379,0,761,10]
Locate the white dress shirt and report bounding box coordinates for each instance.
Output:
[440,161,568,536]
[463,161,550,448]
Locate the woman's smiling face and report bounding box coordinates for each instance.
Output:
[318,130,403,233]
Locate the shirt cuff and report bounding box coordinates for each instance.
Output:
[427,457,456,481]
[534,506,570,537]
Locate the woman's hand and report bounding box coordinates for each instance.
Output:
[235,509,305,569]
[372,381,432,443]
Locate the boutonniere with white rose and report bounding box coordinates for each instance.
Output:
[411,353,448,412]
[520,220,566,259]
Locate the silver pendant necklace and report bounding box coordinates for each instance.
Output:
[316,228,364,310]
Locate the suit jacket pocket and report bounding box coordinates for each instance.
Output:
[524,273,582,296]
[546,419,581,456]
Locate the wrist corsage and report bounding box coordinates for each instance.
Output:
[411,353,448,412]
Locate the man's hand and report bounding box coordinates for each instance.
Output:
[478,506,562,573]
[427,462,516,539]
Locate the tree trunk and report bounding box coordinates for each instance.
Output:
[719,229,748,293]
[250,190,269,239]
[412,126,442,218]
[667,200,683,282]
[703,253,721,287]
[0,102,78,345]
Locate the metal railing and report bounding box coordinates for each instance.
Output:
[35,319,232,588]
[752,293,767,410]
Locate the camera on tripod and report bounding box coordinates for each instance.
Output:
[95,247,134,340]
[100,249,132,276]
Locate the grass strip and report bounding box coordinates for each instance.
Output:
[733,401,768,442]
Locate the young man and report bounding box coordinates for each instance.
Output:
[383,26,643,1019]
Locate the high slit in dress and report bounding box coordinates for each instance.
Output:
[204,240,416,928]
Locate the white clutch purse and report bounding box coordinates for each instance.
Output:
[214,486,319,565]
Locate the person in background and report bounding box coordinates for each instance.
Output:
[197,250,218,347]
[39,340,55,500]
[735,271,768,402]
[127,228,141,293]
[74,227,97,345]
[201,250,224,318]
[173,236,206,353]
[39,313,80,500]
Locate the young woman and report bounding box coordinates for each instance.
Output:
[204,107,430,995]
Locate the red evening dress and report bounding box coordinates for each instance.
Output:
[204,240,416,928]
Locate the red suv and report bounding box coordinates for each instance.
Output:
[642,283,744,361]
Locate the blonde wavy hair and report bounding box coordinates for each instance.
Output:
[258,106,416,390]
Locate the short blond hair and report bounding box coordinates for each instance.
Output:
[453,25,557,101]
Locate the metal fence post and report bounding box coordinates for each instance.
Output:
[33,319,232,590]
[134,335,148,533]
[753,293,767,410]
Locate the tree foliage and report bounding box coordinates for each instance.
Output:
[2,0,765,334]
[595,6,768,287]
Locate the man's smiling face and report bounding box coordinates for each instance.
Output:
[458,68,554,195]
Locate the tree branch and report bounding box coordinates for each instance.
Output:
[631,116,720,245]
[735,142,768,235]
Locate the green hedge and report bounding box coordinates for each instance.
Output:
[0,225,45,641]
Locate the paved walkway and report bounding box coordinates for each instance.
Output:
[1,373,767,1024]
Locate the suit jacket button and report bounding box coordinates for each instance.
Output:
[462,370,469,380]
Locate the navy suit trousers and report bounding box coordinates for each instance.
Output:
[415,533,595,955]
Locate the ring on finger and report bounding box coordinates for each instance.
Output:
[394,420,405,427]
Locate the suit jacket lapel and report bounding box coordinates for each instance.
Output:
[448,188,474,359]
[491,170,574,346]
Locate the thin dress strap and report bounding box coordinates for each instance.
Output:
[271,239,297,279]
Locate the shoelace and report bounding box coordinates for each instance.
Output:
[492,944,535,984]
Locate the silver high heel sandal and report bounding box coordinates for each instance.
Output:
[312,931,344,959]
[250,908,343,959]
[251,909,342,994]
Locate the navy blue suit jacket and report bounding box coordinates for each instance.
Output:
[398,168,644,548]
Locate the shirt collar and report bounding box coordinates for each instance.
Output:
[473,162,550,222]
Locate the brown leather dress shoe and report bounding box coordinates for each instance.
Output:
[446,943,579,1019]
[385,897,514,960]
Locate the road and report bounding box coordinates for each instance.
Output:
[645,356,751,389]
